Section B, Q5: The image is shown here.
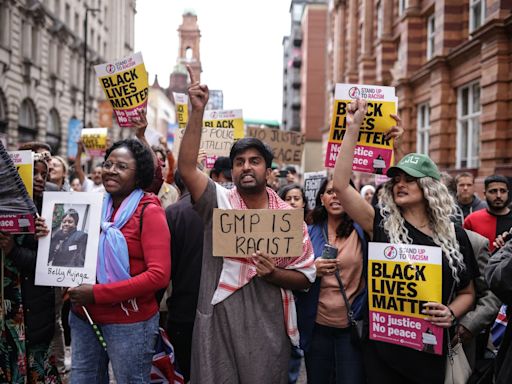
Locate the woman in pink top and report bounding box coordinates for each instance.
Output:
[296,178,368,384]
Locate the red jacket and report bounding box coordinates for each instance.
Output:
[76,193,171,324]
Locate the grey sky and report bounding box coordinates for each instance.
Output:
[135,0,291,122]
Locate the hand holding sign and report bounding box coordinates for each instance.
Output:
[130,108,148,137]
[186,65,209,111]
[422,302,453,328]
[253,251,276,278]
[35,216,49,239]
[68,284,95,305]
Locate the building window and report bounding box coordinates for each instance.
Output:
[416,104,430,155]
[74,12,80,34]
[54,0,61,19]
[31,26,40,65]
[469,0,485,32]
[0,91,7,134]
[18,98,38,143]
[49,38,57,73]
[46,109,61,153]
[426,14,435,60]
[398,0,407,16]
[22,21,32,60]
[65,3,70,25]
[457,82,481,168]
[376,1,383,38]
[0,6,11,48]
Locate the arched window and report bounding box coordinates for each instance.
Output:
[185,47,193,62]
[18,98,37,143]
[46,108,61,153]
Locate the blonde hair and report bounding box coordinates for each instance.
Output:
[379,177,465,282]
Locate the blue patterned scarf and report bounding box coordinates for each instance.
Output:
[97,189,144,284]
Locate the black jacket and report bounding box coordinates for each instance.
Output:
[10,233,55,345]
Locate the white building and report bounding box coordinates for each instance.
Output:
[0,0,136,155]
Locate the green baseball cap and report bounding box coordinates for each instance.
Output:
[386,153,441,181]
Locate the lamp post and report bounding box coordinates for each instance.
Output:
[83,7,100,129]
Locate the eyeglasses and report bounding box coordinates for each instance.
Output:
[101,161,136,172]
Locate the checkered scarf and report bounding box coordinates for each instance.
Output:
[212,184,315,346]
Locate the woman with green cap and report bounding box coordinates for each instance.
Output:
[331,99,478,383]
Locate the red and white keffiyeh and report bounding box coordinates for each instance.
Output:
[211,184,316,346]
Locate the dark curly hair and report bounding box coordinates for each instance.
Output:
[104,139,155,189]
[308,178,355,238]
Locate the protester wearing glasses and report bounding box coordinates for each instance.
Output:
[331,99,478,383]
[67,138,171,383]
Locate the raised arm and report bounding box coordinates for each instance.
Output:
[331,99,375,236]
[177,65,209,202]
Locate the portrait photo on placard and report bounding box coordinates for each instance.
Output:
[48,203,90,268]
[36,191,103,287]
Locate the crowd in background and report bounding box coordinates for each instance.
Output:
[2,93,512,384]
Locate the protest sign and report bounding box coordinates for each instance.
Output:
[325,84,397,174]
[174,126,234,160]
[173,92,188,129]
[368,242,443,355]
[0,145,36,233]
[303,171,327,209]
[95,52,148,128]
[212,209,303,257]
[247,127,305,165]
[203,109,244,140]
[35,192,103,287]
[81,128,108,157]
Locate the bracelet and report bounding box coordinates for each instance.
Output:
[448,306,458,326]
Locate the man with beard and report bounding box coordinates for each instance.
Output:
[465,175,512,252]
[177,66,315,384]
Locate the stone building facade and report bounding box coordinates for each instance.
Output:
[324,0,512,181]
[0,0,136,155]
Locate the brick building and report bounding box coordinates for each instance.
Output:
[324,0,512,184]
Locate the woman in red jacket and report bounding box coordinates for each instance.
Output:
[68,138,171,383]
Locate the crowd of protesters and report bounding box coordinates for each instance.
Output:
[2,66,512,384]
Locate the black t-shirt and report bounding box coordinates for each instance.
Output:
[495,211,512,240]
[165,193,204,324]
[368,208,479,383]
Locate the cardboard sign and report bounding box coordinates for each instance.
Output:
[212,209,303,257]
[95,52,149,128]
[9,151,33,198]
[174,127,234,163]
[81,128,108,157]
[303,171,327,209]
[173,92,188,129]
[368,242,443,355]
[203,109,244,139]
[247,127,305,165]
[325,84,397,174]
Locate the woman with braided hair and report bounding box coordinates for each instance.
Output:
[332,99,478,383]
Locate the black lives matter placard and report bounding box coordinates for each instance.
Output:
[212,209,303,257]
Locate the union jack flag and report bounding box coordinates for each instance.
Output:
[150,327,185,384]
[491,304,509,348]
